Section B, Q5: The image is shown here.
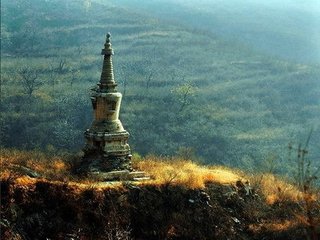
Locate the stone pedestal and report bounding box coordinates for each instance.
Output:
[90,170,149,181]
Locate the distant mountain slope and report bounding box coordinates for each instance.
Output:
[1,0,319,173]
[107,0,320,64]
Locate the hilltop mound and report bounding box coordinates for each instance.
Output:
[1,149,319,239]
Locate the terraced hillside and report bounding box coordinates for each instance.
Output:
[1,0,319,174]
[109,0,320,64]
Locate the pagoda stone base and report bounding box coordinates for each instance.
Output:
[80,153,132,173]
[78,156,150,181]
[89,170,149,181]
[78,153,149,181]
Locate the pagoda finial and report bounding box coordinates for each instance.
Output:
[106,32,111,42]
[100,32,116,91]
[104,32,111,48]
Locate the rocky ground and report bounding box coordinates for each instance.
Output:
[1,174,318,240]
[1,150,319,239]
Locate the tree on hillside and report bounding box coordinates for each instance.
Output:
[172,81,197,112]
[55,58,68,74]
[143,47,158,90]
[117,62,134,97]
[69,68,81,87]
[18,67,42,98]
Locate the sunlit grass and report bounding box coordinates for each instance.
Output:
[1,149,245,189]
[251,174,301,204]
[1,148,319,208]
[0,148,72,181]
[133,155,244,189]
[234,127,284,141]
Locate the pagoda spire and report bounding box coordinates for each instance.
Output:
[99,33,117,92]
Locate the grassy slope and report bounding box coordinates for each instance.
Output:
[1,149,319,239]
[1,0,319,172]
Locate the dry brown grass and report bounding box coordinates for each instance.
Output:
[250,173,320,207]
[0,148,72,181]
[0,149,302,192]
[133,155,244,189]
[249,219,300,233]
[250,174,302,204]
[1,149,245,189]
[2,149,319,240]
[1,148,318,206]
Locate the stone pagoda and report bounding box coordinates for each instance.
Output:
[82,33,144,180]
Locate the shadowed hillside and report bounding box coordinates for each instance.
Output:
[108,0,320,64]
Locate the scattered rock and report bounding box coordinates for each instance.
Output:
[10,164,40,178]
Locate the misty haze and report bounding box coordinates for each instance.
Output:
[1,0,319,239]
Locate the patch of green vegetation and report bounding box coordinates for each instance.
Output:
[1,0,319,175]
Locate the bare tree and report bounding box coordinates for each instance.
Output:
[76,46,83,56]
[289,130,320,240]
[18,66,42,97]
[57,58,67,74]
[48,64,58,98]
[172,80,196,112]
[70,68,80,87]
[144,47,158,90]
[117,62,132,97]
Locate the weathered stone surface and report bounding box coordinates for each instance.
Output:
[90,170,149,181]
[10,164,40,178]
[80,153,132,173]
[80,33,135,176]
